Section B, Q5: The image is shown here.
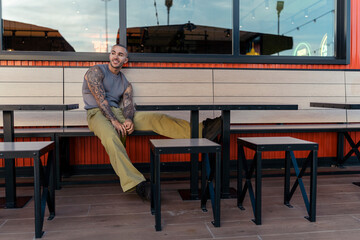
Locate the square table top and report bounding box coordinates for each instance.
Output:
[237,136,318,151]
[310,102,360,109]
[135,103,298,111]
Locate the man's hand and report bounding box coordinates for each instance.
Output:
[111,119,127,137]
[123,119,134,135]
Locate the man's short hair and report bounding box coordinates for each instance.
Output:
[111,44,128,55]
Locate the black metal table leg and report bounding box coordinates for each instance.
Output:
[34,154,43,238]
[213,151,221,227]
[309,150,317,222]
[221,110,231,198]
[150,149,155,215]
[190,110,199,200]
[3,111,17,208]
[154,152,161,231]
[284,151,291,207]
[254,151,262,225]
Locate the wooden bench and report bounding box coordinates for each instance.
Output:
[230,123,360,167]
[0,127,157,189]
[2,122,360,190]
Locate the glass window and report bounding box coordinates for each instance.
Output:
[239,0,335,56]
[126,0,232,54]
[2,0,119,52]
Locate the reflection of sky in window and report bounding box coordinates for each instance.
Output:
[240,0,334,56]
[127,0,231,29]
[2,0,120,52]
[2,0,334,56]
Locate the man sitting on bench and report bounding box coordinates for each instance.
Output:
[82,44,220,201]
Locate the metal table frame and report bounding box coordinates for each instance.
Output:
[149,138,221,231]
[237,137,318,225]
[136,103,298,199]
[0,104,78,208]
[0,141,55,238]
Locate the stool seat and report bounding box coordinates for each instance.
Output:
[0,141,55,238]
[150,138,221,153]
[237,137,318,151]
[0,142,54,157]
[149,138,221,231]
[237,136,318,225]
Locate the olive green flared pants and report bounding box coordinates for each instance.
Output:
[87,107,203,192]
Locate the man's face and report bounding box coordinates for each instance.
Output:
[109,45,128,69]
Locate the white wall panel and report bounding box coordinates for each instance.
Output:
[0,67,63,83]
[1,66,356,126]
[123,68,213,83]
[214,69,345,84]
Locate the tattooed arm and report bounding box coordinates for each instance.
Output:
[85,66,127,137]
[122,83,135,134]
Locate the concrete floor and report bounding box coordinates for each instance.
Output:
[1,168,360,240]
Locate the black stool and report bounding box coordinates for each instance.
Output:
[149,138,221,231]
[237,136,318,225]
[0,141,55,238]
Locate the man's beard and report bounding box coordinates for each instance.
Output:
[110,61,123,69]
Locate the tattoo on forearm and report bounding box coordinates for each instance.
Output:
[122,83,135,120]
[85,66,118,122]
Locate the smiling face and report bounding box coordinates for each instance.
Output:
[108,45,128,74]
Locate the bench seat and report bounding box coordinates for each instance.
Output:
[0,127,158,189]
[230,123,360,134]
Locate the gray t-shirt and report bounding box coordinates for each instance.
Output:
[82,64,129,110]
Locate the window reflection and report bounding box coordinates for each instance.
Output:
[126,0,232,54]
[2,0,119,52]
[240,0,335,56]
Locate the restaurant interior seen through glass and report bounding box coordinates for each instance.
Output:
[0,0,344,61]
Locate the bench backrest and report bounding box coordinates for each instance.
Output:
[1,66,360,127]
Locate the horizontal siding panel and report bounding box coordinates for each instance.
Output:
[0,67,63,82]
[64,68,87,83]
[0,83,63,96]
[65,111,88,126]
[214,83,345,97]
[122,68,213,83]
[346,85,360,97]
[134,96,213,104]
[213,70,345,84]
[64,68,213,84]
[214,96,346,110]
[229,109,347,124]
[132,83,212,97]
[0,112,63,127]
[0,97,63,105]
[346,111,360,122]
[344,72,360,84]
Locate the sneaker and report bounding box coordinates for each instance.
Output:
[202,116,222,141]
[136,181,151,201]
